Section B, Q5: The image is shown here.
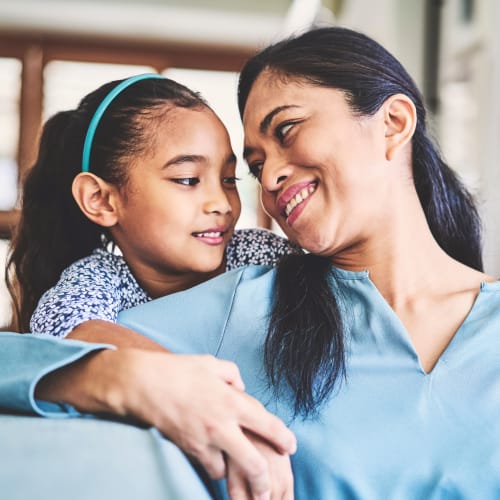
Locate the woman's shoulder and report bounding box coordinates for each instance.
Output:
[226,228,302,270]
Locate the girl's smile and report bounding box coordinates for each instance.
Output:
[111,105,241,295]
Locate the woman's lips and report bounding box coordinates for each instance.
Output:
[276,181,317,224]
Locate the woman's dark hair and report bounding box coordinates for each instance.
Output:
[7,76,207,332]
[238,26,483,417]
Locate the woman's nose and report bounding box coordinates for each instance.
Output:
[260,160,292,193]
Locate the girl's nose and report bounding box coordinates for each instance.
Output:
[203,187,232,214]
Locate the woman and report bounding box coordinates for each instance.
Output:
[117,27,500,498]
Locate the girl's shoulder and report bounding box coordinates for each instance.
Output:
[226,228,303,270]
[59,247,127,282]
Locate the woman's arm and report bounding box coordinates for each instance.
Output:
[35,346,296,499]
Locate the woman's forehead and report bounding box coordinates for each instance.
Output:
[243,75,346,128]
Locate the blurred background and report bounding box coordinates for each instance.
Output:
[0,0,499,327]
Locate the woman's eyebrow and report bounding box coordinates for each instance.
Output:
[243,105,299,160]
[259,105,299,134]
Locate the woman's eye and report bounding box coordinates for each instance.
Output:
[173,178,199,186]
[248,162,263,181]
[275,122,295,142]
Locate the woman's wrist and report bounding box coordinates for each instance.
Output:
[35,348,130,415]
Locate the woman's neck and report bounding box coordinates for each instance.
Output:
[330,190,489,306]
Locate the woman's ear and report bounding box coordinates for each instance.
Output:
[72,173,119,227]
[382,94,417,161]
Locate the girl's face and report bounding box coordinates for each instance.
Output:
[113,106,241,292]
[242,71,391,260]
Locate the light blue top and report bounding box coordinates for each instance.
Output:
[0,332,212,499]
[118,265,500,499]
[0,332,110,417]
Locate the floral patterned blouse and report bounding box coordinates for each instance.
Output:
[30,228,301,337]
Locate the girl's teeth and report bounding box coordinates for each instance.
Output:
[197,232,222,237]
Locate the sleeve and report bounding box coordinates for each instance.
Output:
[30,254,123,337]
[117,267,250,355]
[225,228,303,270]
[0,332,114,417]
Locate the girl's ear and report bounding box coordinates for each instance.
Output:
[382,94,417,161]
[72,173,119,227]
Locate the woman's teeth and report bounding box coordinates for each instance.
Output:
[285,185,316,217]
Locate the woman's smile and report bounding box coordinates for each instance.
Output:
[276,181,317,224]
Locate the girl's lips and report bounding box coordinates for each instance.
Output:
[192,226,229,246]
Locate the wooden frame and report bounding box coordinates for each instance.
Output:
[0,31,270,237]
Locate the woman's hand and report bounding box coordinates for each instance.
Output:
[226,431,294,500]
[36,347,296,500]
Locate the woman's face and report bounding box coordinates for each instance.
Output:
[113,106,241,289]
[242,71,391,259]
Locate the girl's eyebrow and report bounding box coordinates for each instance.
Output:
[243,105,299,159]
[163,152,237,169]
[164,154,206,168]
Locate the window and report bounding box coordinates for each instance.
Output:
[0,58,22,211]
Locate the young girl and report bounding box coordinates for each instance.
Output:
[6,73,299,499]
[7,74,299,337]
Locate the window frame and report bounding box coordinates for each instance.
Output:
[0,31,270,237]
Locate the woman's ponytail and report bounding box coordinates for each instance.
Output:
[265,253,346,417]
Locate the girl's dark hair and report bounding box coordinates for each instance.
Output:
[7,76,207,332]
[238,26,483,417]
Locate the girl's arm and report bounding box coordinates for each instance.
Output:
[67,319,165,351]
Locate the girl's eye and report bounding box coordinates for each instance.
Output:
[275,122,295,142]
[248,162,263,181]
[223,176,241,187]
[173,178,200,186]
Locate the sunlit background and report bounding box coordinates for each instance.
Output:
[1,0,499,326]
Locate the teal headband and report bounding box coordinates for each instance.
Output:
[81,73,165,173]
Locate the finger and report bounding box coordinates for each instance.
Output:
[204,356,245,391]
[226,460,252,500]
[195,446,227,480]
[215,424,271,499]
[237,394,297,454]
